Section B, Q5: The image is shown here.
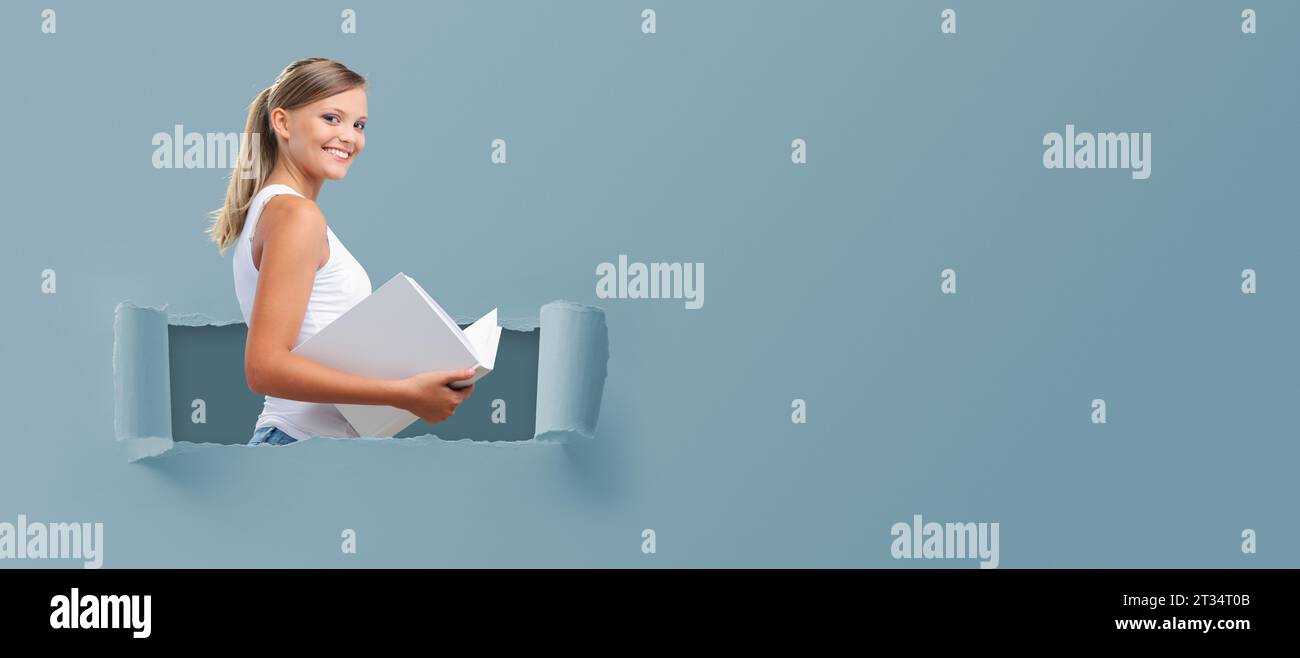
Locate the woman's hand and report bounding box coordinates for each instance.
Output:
[394,368,476,424]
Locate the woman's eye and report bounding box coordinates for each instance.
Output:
[355,122,366,131]
[322,114,340,123]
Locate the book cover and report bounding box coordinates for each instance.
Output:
[291,272,500,437]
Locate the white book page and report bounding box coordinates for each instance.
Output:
[448,309,501,390]
[403,274,479,358]
[461,308,500,368]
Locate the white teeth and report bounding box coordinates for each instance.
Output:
[324,148,350,159]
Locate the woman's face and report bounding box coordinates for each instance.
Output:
[271,87,367,181]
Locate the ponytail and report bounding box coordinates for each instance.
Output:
[206,86,276,255]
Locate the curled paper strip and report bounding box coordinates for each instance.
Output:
[112,303,175,461]
[112,300,609,462]
[535,301,610,442]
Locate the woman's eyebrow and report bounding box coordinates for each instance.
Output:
[324,107,367,121]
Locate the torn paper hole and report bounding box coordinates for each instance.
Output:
[112,300,608,463]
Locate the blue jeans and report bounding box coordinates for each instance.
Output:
[248,425,299,446]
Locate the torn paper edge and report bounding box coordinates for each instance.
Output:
[113,299,608,463]
[124,300,543,331]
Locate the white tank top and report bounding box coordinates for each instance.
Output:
[232,184,373,440]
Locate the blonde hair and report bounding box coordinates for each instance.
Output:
[207,57,367,255]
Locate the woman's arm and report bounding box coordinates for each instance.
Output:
[244,196,406,407]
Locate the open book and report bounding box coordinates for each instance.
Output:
[291,272,502,438]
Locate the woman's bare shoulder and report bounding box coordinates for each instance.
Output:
[261,194,324,224]
[257,195,327,243]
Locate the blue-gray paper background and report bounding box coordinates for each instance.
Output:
[1,0,1295,566]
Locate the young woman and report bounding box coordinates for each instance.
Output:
[207,57,473,446]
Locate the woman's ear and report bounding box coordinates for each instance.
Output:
[269,107,291,141]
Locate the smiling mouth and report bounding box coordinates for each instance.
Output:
[323,147,352,162]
